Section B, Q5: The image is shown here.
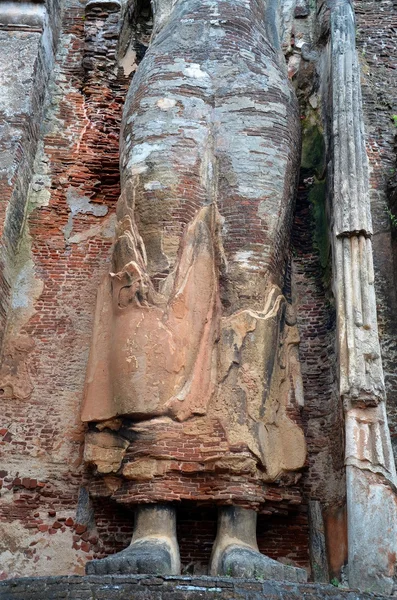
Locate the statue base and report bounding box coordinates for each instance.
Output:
[0,575,391,599]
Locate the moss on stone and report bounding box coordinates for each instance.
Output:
[300,111,331,283]
[301,122,325,179]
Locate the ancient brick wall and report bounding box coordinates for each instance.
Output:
[176,506,309,575]
[2,0,394,583]
[0,0,61,349]
[0,0,129,577]
[291,169,346,577]
[287,10,347,578]
[291,154,345,501]
[0,0,312,579]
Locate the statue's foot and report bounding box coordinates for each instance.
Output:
[210,506,307,583]
[86,538,179,575]
[217,545,307,583]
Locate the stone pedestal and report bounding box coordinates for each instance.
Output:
[0,575,392,600]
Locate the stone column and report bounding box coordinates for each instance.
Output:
[329,0,397,593]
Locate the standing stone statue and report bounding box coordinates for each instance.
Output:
[81,0,307,579]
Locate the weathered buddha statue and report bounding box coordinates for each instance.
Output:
[81,0,307,579]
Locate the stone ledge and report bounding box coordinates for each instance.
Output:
[0,575,389,599]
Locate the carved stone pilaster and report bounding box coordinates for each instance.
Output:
[331,1,383,409]
[329,1,397,593]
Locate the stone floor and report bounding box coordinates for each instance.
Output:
[0,575,390,600]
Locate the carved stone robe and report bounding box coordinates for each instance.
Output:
[82,0,306,507]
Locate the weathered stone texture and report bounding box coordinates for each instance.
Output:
[82,0,306,517]
[0,575,391,600]
[0,0,310,580]
[0,0,131,579]
[354,0,397,463]
[0,0,61,349]
[320,2,397,593]
[289,4,346,582]
[292,154,345,511]
[1,0,396,590]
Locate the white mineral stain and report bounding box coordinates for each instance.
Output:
[175,586,222,592]
[144,181,165,190]
[183,63,209,79]
[235,250,254,266]
[11,262,37,309]
[63,187,108,241]
[157,97,177,110]
[126,142,162,174]
[128,142,161,164]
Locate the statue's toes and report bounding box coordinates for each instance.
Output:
[220,546,307,583]
[85,539,175,575]
[114,553,139,574]
[86,554,117,575]
[134,541,172,574]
